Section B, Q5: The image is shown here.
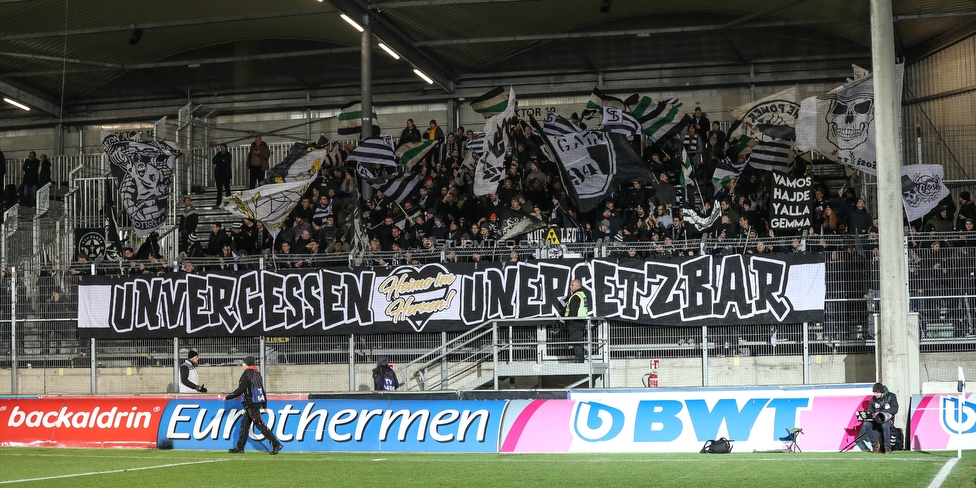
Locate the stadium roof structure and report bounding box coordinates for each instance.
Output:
[0,0,973,127]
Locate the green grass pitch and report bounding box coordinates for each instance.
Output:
[0,448,972,487]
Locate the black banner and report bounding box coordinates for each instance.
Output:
[78,255,825,338]
[769,173,813,230]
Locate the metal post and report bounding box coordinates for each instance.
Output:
[440,331,448,388]
[348,334,355,392]
[802,322,810,384]
[173,338,180,393]
[871,0,913,399]
[90,338,96,394]
[360,12,373,140]
[258,336,268,382]
[701,325,708,387]
[9,267,16,394]
[492,322,499,390]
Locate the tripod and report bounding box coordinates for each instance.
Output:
[839,411,872,452]
[839,424,868,452]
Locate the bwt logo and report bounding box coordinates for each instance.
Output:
[571,398,810,443]
[941,396,976,435]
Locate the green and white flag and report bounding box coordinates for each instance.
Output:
[634,96,691,145]
[396,139,440,171]
[337,101,380,136]
[470,86,509,118]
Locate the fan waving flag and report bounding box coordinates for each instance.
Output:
[373,173,423,204]
[397,140,440,171]
[498,212,548,241]
[337,101,380,136]
[580,87,639,119]
[543,109,582,138]
[454,134,485,189]
[796,64,904,175]
[262,141,335,185]
[474,87,517,196]
[682,202,722,231]
[729,87,800,173]
[221,178,314,239]
[349,136,398,183]
[711,156,746,194]
[633,96,691,146]
[600,106,642,138]
[471,86,510,118]
[902,164,950,223]
[530,115,655,213]
[101,131,180,237]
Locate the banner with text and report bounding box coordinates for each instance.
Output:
[78,255,825,338]
[769,173,813,230]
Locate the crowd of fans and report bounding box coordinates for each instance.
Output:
[57,109,976,276]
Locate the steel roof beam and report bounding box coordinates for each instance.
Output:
[0,9,333,41]
[329,0,458,92]
[0,79,61,117]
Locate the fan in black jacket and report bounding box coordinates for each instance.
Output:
[225,356,283,455]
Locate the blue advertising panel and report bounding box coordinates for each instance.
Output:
[158,399,506,453]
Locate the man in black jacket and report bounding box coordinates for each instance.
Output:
[225,356,283,455]
[859,382,899,454]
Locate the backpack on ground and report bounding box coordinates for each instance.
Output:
[700,437,733,454]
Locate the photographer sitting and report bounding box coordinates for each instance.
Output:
[859,382,899,454]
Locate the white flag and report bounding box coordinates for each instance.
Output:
[796,64,904,175]
[901,164,949,224]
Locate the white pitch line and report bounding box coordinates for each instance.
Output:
[0,459,227,485]
[926,458,959,488]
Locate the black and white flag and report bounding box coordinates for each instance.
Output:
[497,212,549,242]
[902,164,950,223]
[101,131,180,237]
[474,87,516,196]
[543,109,582,138]
[600,106,642,138]
[682,202,722,231]
[532,116,655,213]
[729,87,800,173]
[795,64,904,175]
[581,87,638,119]
[349,136,399,184]
[769,173,813,230]
[337,100,380,136]
[374,173,422,204]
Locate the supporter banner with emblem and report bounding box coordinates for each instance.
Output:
[78,255,825,338]
[769,173,813,230]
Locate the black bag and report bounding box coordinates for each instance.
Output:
[700,437,733,453]
[890,427,904,451]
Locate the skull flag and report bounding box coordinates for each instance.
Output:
[901,164,949,224]
[102,131,181,237]
[795,64,904,176]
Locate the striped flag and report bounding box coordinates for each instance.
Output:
[470,86,510,118]
[680,148,695,187]
[373,173,422,204]
[580,87,639,119]
[337,101,380,136]
[474,87,516,196]
[600,106,641,138]
[347,136,397,168]
[454,134,485,188]
[730,88,800,174]
[322,142,343,169]
[711,156,745,193]
[396,140,440,171]
[631,96,682,118]
[348,136,398,184]
[634,96,691,145]
[464,133,486,157]
[543,109,581,137]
